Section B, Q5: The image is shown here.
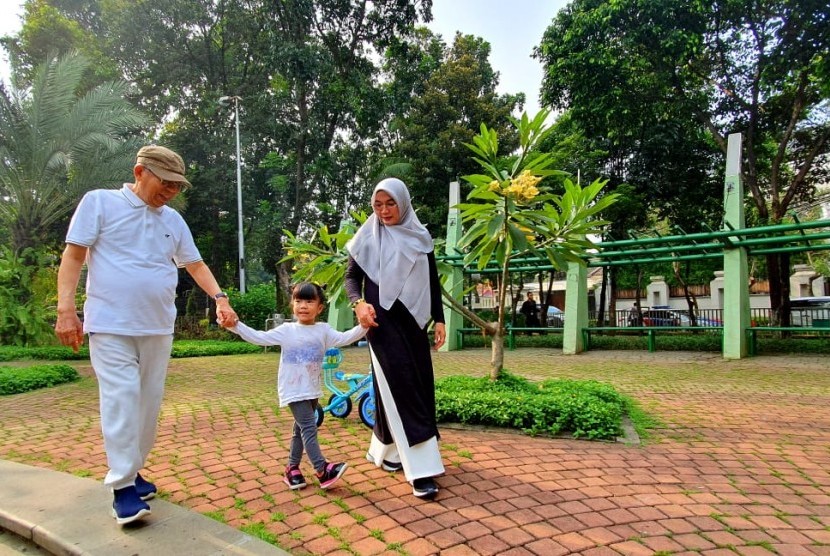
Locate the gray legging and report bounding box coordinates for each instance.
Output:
[287,399,326,473]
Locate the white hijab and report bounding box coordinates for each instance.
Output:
[346,178,434,328]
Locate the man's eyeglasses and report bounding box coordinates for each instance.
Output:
[145,167,187,193]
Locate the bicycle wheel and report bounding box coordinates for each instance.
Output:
[328,394,352,418]
[358,392,376,429]
[315,404,325,427]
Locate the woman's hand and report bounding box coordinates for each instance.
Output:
[355,301,378,328]
[433,322,446,350]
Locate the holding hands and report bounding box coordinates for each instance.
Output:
[216,298,238,328]
[354,300,379,328]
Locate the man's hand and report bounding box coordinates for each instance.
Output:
[216,299,238,328]
[55,310,84,353]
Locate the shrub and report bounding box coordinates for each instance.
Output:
[0,341,264,362]
[0,247,58,347]
[756,336,830,355]
[0,346,90,361]
[227,284,278,330]
[435,371,627,440]
[0,364,80,395]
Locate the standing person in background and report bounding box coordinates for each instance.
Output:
[520,292,541,331]
[220,282,368,491]
[54,145,238,525]
[344,177,446,501]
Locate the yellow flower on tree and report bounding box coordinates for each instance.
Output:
[505,170,542,202]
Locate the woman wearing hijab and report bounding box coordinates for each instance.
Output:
[344,178,446,500]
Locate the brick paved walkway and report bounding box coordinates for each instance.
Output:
[2,348,830,555]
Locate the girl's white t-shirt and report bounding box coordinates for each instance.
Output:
[231,321,367,406]
[66,185,202,335]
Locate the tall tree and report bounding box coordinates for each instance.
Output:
[0,50,147,253]
[537,0,830,322]
[1,0,119,86]
[9,0,434,295]
[252,0,434,288]
[387,31,523,235]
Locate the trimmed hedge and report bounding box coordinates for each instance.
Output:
[435,371,627,440]
[171,341,263,358]
[0,341,264,362]
[0,364,80,395]
[460,329,829,354]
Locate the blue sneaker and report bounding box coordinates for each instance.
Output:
[112,486,151,525]
[135,473,157,501]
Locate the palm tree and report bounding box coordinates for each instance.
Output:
[0,50,148,253]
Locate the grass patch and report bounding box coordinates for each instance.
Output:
[239,522,281,546]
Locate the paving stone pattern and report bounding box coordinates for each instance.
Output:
[2,348,830,555]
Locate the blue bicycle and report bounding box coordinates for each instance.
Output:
[315,348,376,429]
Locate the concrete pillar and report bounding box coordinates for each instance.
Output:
[563,261,588,354]
[441,182,464,351]
[722,133,750,359]
[710,270,725,309]
[646,275,669,307]
[813,275,827,297]
[790,264,817,298]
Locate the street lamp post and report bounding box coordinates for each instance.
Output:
[219,95,246,294]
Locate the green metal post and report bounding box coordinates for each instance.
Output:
[328,219,357,332]
[441,182,464,351]
[563,261,588,354]
[722,133,750,359]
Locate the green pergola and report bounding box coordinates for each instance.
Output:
[436,133,830,359]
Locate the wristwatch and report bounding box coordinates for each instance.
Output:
[214,292,228,300]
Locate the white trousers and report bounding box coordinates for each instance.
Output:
[89,333,173,490]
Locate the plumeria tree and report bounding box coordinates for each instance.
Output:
[446,110,618,379]
[280,213,367,306]
[281,111,617,379]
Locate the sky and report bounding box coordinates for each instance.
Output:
[0,0,24,83]
[0,0,571,116]
[426,0,570,117]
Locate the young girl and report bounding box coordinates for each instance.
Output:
[222,282,369,490]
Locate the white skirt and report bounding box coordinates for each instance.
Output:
[365,346,445,482]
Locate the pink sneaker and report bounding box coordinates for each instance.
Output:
[283,464,307,490]
[316,462,348,489]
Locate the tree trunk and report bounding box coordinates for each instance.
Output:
[608,267,618,326]
[489,329,504,381]
[598,267,608,326]
[490,258,511,380]
[674,261,698,326]
[768,253,786,326]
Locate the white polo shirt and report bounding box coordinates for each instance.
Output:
[66,184,202,335]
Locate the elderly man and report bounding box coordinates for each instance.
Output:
[55,145,237,525]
